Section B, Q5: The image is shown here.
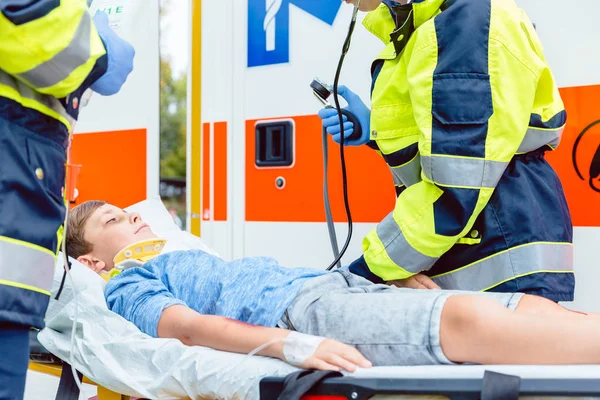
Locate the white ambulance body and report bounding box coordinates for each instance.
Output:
[194,0,600,311]
[71,0,161,219]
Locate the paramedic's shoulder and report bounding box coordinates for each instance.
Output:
[426,0,546,79]
[487,0,548,78]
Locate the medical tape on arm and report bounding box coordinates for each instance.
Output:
[282,331,325,366]
[242,332,325,369]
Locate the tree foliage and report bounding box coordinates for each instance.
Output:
[160,57,187,178]
[159,0,186,178]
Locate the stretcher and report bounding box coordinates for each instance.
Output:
[261,366,600,399]
[28,360,130,400]
[30,198,600,400]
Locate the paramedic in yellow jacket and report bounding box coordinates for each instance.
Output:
[319,0,573,301]
[0,1,134,398]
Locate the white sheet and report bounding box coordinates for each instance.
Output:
[38,197,297,399]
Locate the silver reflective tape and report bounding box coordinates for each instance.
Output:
[390,153,421,187]
[18,11,91,89]
[421,155,507,189]
[0,239,55,293]
[376,212,438,273]
[391,168,403,186]
[517,126,564,153]
[431,242,573,291]
[0,69,69,122]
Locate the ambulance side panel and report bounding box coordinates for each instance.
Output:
[69,0,161,209]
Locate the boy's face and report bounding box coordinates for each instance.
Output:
[77,204,157,272]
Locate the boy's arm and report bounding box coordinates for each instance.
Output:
[158,304,372,372]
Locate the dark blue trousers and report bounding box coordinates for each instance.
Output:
[0,326,29,400]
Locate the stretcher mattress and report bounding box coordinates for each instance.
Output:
[349,364,600,379]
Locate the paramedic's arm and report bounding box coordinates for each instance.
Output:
[158,305,371,372]
[356,38,540,282]
[0,0,133,99]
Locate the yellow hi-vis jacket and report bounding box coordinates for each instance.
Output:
[0,0,106,129]
[349,0,574,301]
[0,0,107,328]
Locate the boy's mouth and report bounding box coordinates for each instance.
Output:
[135,223,150,234]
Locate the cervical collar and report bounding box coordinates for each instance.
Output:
[100,238,168,282]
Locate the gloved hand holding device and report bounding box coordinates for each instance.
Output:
[317,85,371,146]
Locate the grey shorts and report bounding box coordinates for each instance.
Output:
[278,270,523,366]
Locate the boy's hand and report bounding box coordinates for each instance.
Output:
[301,338,372,372]
[388,273,441,290]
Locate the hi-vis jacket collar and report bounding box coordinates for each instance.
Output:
[363,0,445,47]
[103,238,168,281]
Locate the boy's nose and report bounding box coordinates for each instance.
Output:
[129,212,141,224]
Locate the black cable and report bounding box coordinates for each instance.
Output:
[55,220,72,301]
[55,245,71,300]
[326,11,359,271]
[55,269,67,300]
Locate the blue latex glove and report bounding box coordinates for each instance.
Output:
[317,85,371,146]
[90,11,135,96]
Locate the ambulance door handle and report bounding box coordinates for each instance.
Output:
[255,121,294,168]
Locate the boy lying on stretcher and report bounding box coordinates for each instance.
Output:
[67,200,597,372]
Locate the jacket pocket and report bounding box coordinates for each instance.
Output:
[371,103,420,140]
[431,73,493,126]
[26,136,66,204]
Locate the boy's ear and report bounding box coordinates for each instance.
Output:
[77,255,106,273]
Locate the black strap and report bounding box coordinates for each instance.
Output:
[481,370,521,400]
[389,7,414,56]
[277,370,343,400]
[55,362,83,400]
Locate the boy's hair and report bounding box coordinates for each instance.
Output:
[66,200,107,259]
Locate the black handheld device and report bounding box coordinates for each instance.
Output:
[310,78,363,142]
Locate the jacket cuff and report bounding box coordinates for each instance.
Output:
[365,140,379,150]
[348,255,385,284]
[59,43,108,121]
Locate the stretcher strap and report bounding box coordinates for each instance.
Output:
[56,362,82,400]
[481,370,521,400]
[277,370,343,400]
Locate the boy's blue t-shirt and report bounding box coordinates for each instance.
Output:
[104,250,327,338]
